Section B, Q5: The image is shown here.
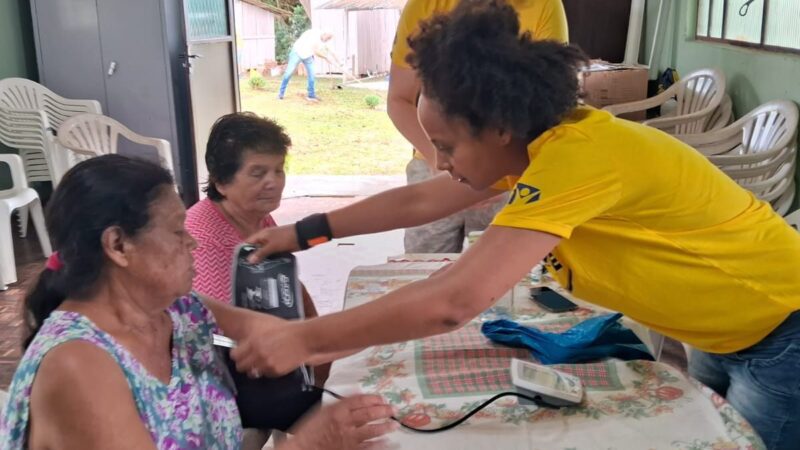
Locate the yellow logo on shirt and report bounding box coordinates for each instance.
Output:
[509,183,541,205]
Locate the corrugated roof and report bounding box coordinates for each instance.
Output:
[317,0,406,11]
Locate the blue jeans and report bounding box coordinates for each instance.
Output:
[279,50,315,99]
[689,311,800,450]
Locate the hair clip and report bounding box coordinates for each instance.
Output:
[45,252,63,272]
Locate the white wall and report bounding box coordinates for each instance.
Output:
[310,0,400,75]
[234,0,277,70]
[354,9,400,75]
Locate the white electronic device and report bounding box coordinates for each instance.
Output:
[510,358,584,407]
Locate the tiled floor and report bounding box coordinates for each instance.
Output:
[1,227,46,390]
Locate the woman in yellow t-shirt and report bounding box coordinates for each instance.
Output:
[389,0,568,254]
[234,1,800,448]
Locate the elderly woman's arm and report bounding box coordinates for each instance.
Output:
[275,394,397,450]
[195,283,319,329]
[199,292,345,385]
[27,341,157,450]
[198,291,315,343]
[198,294,275,342]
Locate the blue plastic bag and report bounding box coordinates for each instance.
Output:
[481,313,654,365]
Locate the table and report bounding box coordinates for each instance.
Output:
[324,255,765,450]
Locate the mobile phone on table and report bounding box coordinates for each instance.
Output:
[529,287,578,313]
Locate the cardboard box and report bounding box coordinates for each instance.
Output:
[582,62,649,120]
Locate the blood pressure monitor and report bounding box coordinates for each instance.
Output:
[511,358,584,407]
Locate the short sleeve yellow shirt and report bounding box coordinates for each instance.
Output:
[492,107,800,353]
[391,0,569,69]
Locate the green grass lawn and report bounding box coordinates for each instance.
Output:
[240,76,410,175]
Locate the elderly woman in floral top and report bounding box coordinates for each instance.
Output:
[0,155,396,450]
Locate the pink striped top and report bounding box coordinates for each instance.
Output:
[186,198,277,304]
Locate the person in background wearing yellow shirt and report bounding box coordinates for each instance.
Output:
[389,0,568,253]
[234,1,800,448]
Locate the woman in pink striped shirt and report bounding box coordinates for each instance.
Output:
[186,113,294,304]
[185,113,329,446]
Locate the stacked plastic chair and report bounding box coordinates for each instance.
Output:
[704,94,734,132]
[0,77,101,184]
[604,68,728,135]
[785,210,800,231]
[0,106,56,235]
[0,153,52,290]
[677,100,798,216]
[0,104,56,185]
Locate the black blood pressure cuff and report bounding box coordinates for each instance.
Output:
[224,245,320,430]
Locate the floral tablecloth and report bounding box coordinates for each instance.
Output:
[325,256,764,450]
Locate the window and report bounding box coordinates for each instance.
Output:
[696,0,800,53]
[186,0,231,41]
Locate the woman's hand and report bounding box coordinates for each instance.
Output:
[282,395,398,450]
[230,318,312,377]
[245,224,300,263]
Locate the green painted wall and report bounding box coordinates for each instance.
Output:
[646,0,800,211]
[0,0,37,80]
[0,0,37,189]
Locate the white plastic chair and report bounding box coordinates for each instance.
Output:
[660,94,733,132]
[676,100,798,215]
[0,154,52,290]
[785,210,800,231]
[604,68,727,135]
[0,105,56,183]
[704,94,734,131]
[679,101,798,157]
[57,113,175,178]
[0,78,101,133]
[772,185,796,217]
[0,78,102,184]
[737,161,795,202]
[0,106,57,238]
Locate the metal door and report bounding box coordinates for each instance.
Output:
[178,0,241,200]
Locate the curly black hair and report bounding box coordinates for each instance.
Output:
[407,0,587,142]
[204,112,291,201]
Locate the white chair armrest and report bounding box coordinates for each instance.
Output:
[53,97,102,115]
[784,209,800,229]
[642,107,715,131]
[1,106,57,138]
[121,132,174,176]
[43,87,102,115]
[602,89,675,116]
[0,153,29,190]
